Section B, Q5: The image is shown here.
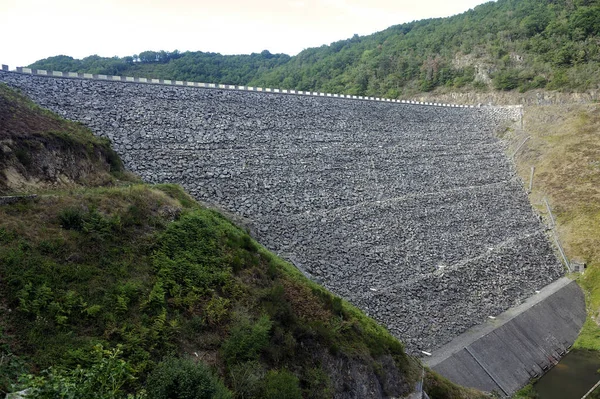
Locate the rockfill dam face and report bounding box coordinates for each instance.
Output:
[0,71,569,364]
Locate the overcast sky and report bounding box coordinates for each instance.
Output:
[3,0,493,68]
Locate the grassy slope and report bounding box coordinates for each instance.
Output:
[0,86,485,398]
[507,104,600,351]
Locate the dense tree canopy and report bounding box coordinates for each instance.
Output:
[29,0,600,96]
[30,51,290,86]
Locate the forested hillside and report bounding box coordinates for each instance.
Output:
[29,0,600,97]
[251,0,600,96]
[28,51,291,87]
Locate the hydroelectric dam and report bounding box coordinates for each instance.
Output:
[0,66,585,396]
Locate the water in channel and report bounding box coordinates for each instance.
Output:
[533,350,600,399]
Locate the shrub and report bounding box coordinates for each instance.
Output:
[418,79,434,92]
[59,207,85,231]
[261,284,295,326]
[146,357,231,399]
[221,315,272,365]
[513,383,539,398]
[204,295,230,326]
[58,207,121,238]
[228,361,264,399]
[103,145,124,173]
[262,370,302,399]
[0,328,26,395]
[423,371,477,399]
[240,235,258,253]
[493,69,520,90]
[14,345,139,399]
[82,208,121,238]
[547,69,570,90]
[14,148,32,167]
[303,367,333,399]
[0,227,15,244]
[569,6,600,38]
[472,80,489,91]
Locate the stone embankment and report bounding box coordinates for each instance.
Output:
[0,70,564,354]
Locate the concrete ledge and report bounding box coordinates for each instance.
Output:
[1,65,473,108]
[427,278,585,396]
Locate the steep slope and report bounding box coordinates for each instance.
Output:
[28,0,600,97]
[0,84,125,194]
[0,85,483,398]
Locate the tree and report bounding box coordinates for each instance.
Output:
[138,51,158,63]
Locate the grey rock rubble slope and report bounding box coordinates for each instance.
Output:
[0,71,564,353]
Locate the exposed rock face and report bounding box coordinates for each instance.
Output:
[415,89,600,106]
[0,71,564,354]
[0,85,118,194]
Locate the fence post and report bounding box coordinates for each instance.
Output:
[554,234,571,272]
[529,166,535,192]
[544,197,555,227]
[520,107,524,130]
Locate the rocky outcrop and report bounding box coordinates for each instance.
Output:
[415,88,600,106]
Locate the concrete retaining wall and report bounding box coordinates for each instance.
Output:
[428,278,585,396]
[0,70,564,356]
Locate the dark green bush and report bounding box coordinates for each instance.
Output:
[262,370,302,399]
[493,69,521,91]
[146,357,231,399]
[0,228,16,244]
[0,328,26,395]
[261,284,295,326]
[303,367,333,399]
[221,315,272,365]
[59,207,85,230]
[14,148,32,167]
[103,145,124,173]
[14,345,138,399]
[569,6,600,37]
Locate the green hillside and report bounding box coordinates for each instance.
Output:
[28,51,290,87]
[0,86,482,398]
[29,0,600,97]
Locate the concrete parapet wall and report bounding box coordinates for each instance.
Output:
[2,64,490,109]
[0,70,558,358]
[428,278,585,396]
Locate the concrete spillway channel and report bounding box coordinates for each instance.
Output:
[426,277,585,396]
[0,67,586,395]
